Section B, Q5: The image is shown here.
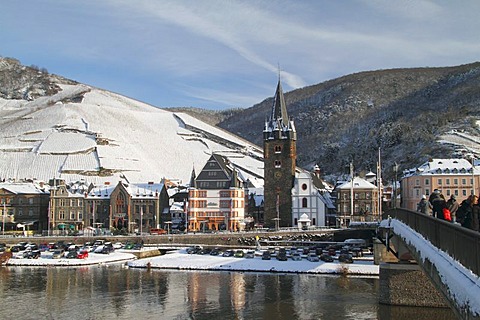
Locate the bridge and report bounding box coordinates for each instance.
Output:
[380,208,480,319]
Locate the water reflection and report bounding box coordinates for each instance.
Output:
[0,266,456,320]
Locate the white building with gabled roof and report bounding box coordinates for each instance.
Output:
[292,166,335,228]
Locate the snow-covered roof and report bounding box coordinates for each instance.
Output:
[403,158,479,177]
[0,182,48,195]
[85,182,164,199]
[337,177,377,190]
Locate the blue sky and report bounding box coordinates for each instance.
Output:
[1,1,479,110]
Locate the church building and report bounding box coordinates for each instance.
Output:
[263,80,297,228]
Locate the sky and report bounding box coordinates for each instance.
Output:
[1,1,480,110]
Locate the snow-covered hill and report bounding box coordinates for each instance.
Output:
[0,83,264,187]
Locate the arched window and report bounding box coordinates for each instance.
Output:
[302,183,307,191]
[302,198,308,208]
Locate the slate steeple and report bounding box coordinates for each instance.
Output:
[264,80,296,141]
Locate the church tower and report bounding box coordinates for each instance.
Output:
[263,80,297,228]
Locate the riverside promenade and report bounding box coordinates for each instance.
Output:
[0,227,374,248]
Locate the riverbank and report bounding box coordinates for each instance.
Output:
[128,249,379,276]
[5,250,137,266]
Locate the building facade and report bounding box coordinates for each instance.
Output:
[187,154,247,232]
[291,166,333,228]
[0,182,49,233]
[401,158,479,211]
[263,80,297,228]
[49,179,89,234]
[85,181,168,234]
[335,177,379,227]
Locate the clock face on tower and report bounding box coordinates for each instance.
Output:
[274,171,282,179]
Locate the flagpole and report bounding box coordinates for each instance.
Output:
[2,201,6,236]
[140,206,143,236]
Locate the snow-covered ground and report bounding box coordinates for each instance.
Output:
[127,249,379,276]
[6,251,136,266]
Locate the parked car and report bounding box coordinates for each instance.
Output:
[234,250,245,258]
[338,253,354,264]
[51,249,65,259]
[222,249,234,257]
[24,250,41,259]
[276,251,288,261]
[65,251,78,259]
[101,243,114,254]
[210,248,222,256]
[245,250,255,259]
[307,253,320,262]
[320,254,334,262]
[113,242,124,250]
[77,249,89,259]
[291,252,302,261]
[150,228,167,235]
[186,246,202,254]
[262,251,271,260]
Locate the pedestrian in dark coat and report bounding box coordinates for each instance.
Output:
[447,195,459,223]
[429,190,447,220]
[459,195,477,229]
[417,195,428,214]
[471,195,480,232]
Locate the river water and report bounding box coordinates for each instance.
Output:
[0,264,456,320]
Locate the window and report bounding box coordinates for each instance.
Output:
[274,145,282,153]
[302,184,307,191]
[425,189,430,196]
[354,193,359,199]
[446,189,451,196]
[454,178,458,185]
[294,218,298,225]
[415,179,420,186]
[274,160,282,168]
[415,189,420,197]
[438,179,442,185]
[59,211,65,220]
[29,209,33,216]
[425,179,430,185]
[302,198,308,208]
[78,212,83,220]
[462,179,466,185]
[312,218,316,225]
[463,190,467,196]
[455,190,459,196]
[446,178,450,185]
[70,211,75,220]
[18,209,23,216]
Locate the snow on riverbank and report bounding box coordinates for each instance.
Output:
[6,251,136,266]
[128,249,379,276]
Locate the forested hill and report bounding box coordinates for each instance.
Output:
[217,62,480,180]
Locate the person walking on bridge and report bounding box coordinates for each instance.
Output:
[458,195,478,229]
[417,195,428,214]
[429,189,446,219]
[471,195,480,231]
[447,195,459,223]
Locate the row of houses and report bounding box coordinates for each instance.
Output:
[0,156,478,235]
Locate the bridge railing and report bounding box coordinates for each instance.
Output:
[384,208,480,277]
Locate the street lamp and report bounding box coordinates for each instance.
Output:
[393,162,398,209]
